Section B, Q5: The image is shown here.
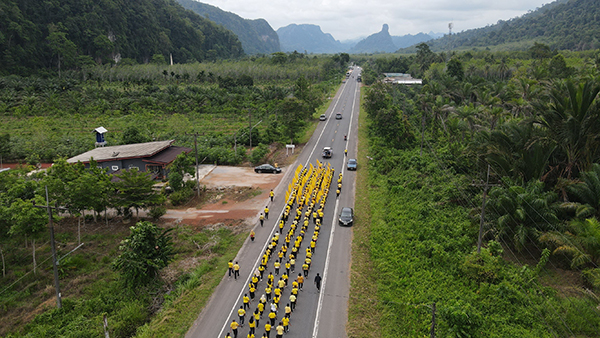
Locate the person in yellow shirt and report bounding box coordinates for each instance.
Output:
[277,278,285,289]
[248,316,256,335]
[226,332,233,338]
[268,310,277,325]
[228,260,234,278]
[282,316,290,333]
[243,294,250,310]
[230,320,239,338]
[253,308,260,328]
[274,260,280,275]
[259,213,264,227]
[289,294,297,311]
[270,189,274,201]
[264,206,269,219]
[284,303,291,317]
[275,322,285,338]
[250,230,255,242]
[257,301,265,316]
[234,262,240,280]
[238,306,246,325]
[264,322,272,338]
[297,274,304,290]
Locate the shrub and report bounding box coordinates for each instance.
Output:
[170,187,194,206]
[148,205,167,220]
[250,143,269,165]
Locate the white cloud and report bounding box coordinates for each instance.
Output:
[201,0,551,40]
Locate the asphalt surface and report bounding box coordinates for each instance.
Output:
[185,68,361,338]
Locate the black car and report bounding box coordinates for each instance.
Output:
[347,158,357,171]
[254,164,281,174]
[339,207,354,226]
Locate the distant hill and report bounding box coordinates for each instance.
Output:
[402,0,600,52]
[277,24,346,53]
[176,0,280,55]
[350,24,397,53]
[391,33,433,49]
[0,0,243,75]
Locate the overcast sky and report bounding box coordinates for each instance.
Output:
[201,0,553,41]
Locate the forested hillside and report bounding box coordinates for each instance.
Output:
[349,46,600,336]
[400,0,599,52]
[0,0,243,76]
[176,0,280,55]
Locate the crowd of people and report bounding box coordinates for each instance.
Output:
[226,162,338,338]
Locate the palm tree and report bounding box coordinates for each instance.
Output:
[537,79,600,179]
[539,218,600,269]
[565,163,600,218]
[488,178,559,251]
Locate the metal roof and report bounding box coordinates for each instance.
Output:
[67,140,174,163]
[94,126,108,134]
[142,146,192,165]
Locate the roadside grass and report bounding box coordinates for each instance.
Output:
[135,229,246,338]
[347,87,382,338]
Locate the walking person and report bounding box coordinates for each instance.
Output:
[234,262,240,280]
[314,273,322,292]
[264,206,269,219]
[275,322,285,338]
[250,230,255,242]
[264,322,272,338]
[243,294,250,310]
[248,316,256,335]
[231,320,239,338]
[238,306,246,325]
[259,213,264,227]
[297,274,304,291]
[289,294,296,311]
[282,316,290,333]
[270,189,274,202]
[228,260,234,278]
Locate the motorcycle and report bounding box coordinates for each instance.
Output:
[344,134,347,141]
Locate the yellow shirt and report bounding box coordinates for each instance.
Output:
[231,322,239,330]
[238,308,246,316]
[234,264,240,271]
[265,323,271,331]
[228,262,233,268]
[276,325,284,334]
[282,317,289,326]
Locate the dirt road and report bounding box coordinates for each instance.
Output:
[162,166,286,226]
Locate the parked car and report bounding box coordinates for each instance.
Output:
[322,147,333,158]
[254,164,281,174]
[347,158,357,170]
[339,207,354,226]
[319,114,327,121]
[335,113,342,119]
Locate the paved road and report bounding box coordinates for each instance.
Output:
[186,67,361,338]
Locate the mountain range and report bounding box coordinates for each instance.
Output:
[399,0,599,52]
[176,0,280,55]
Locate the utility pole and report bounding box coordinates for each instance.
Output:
[186,133,202,197]
[33,186,66,308]
[248,109,252,149]
[477,164,491,254]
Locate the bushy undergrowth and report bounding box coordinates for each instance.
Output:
[366,146,600,337]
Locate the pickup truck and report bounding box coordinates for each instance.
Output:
[322,147,332,158]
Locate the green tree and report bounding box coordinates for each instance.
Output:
[113,168,165,218]
[446,57,464,81]
[112,221,174,286]
[168,153,195,192]
[539,217,600,269]
[0,133,10,161]
[488,178,559,251]
[565,163,600,218]
[8,195,48,273]
[271,52,287,65]
[537,79,600,179]
[46,23,77,77]
[122,125,149,144]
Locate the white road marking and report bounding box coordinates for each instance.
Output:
[312,74,360,338]
[215,75,353,338]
